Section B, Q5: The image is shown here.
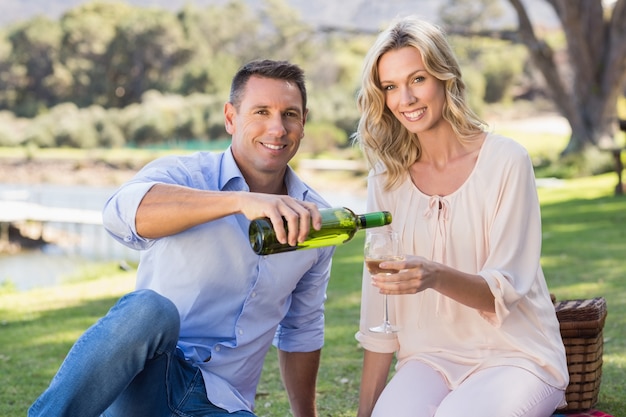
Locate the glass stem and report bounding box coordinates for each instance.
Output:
[383,294,390,323]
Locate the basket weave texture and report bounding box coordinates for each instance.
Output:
[554,297,607,413]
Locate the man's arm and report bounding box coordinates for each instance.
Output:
[135,183,321,245]
[357,350,394,417]
[278,349,321,417]
[135,184,240,238]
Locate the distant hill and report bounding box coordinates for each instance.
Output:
[0,0,558,31]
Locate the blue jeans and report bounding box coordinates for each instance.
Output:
[28,289,255,417]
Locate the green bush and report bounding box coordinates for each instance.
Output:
[461,66,486,116]
[300,121,349,155]
[535,147,615,179]
[23,117,55,148]
[85,105,127,148]
[452,37,526,105]
[0,111,22,146]
[47,103,100,148]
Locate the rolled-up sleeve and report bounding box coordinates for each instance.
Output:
[102,181,158,250]
[273,246,334,352]
[102,154,204,250]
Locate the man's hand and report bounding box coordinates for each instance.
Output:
[238,193,322,247]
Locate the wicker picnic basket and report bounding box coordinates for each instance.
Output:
[554,297,607,412]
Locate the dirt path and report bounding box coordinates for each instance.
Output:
[0,157,138,187]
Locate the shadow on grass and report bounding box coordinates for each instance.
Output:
[541,194,626,416]
[541,195,626,283]
[541,194,626,337]
[596,359,626,414]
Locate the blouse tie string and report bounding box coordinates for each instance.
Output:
[424,195,450,317]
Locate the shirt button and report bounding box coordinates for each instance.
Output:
[238,329,244,335]
[251,292,257,298]
[215,346,221,352]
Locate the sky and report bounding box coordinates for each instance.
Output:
[0,0,558,31]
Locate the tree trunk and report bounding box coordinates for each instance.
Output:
[508,0,626,155]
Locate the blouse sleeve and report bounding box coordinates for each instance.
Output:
[478,143,543,326]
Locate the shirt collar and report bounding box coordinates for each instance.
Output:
[219,147,309,201]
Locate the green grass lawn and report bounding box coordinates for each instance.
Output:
[1,173,625,417]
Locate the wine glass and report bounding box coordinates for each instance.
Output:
[364,230,404,333]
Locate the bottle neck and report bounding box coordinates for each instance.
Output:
[358,211,392,229]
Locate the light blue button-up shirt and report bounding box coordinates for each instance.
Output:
[102,147,335,413]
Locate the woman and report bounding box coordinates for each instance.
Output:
[352,16,569,417]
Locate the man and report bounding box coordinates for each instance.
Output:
[29,60,334,417]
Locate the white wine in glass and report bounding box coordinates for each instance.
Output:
[365,230,404,333]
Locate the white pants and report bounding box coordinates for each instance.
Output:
[372,361,565,417]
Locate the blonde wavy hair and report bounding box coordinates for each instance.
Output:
[352,16,487,190]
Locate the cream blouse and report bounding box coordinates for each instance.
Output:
[355,133,569,393]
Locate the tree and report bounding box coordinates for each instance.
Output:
[104,8,193,108]
[59,1,132,107]
[257,0,316,63]
[508,0,626,154]
[439,0,504,33]
[176,0,258,96]
[6,17,63,117]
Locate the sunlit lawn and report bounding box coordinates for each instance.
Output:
[256,172,626,416]
[1,166,624,415]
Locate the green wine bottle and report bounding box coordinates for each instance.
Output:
[249,207,392,255]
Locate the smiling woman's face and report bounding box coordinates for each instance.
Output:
[378,46,446,135]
